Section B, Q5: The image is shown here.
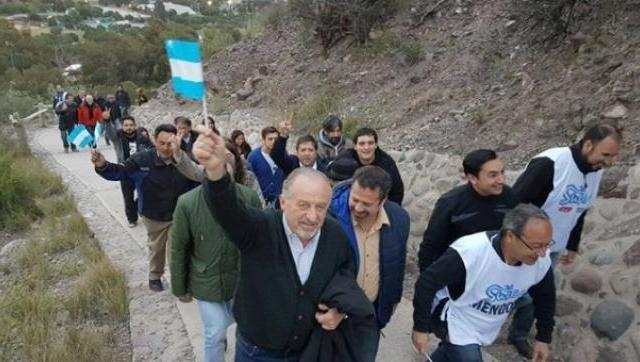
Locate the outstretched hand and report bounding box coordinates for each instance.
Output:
[90,149,106,168]
[278,112,294,137]
[170,129,185,160]
[192,124,228,180]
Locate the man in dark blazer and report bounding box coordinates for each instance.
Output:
[193,126,356,361]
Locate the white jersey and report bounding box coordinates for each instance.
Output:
[535,147,602,252]
[434,232,551,346]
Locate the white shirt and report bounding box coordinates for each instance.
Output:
[261,150,278,175]
[282,215,321,284]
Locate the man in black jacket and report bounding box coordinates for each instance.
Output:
[335,128,404,204]
[91,124,195,292]
[418,149,518,270]
[55,93,78,153]
[271,116,328,177]
[193,126,355,361]
[103,115,154,227]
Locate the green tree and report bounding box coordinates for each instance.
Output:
[154,1,168,20]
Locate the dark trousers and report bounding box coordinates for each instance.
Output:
[430,342,483,362]
[60,129,76,150]
[507,293,535,342]
[235,332,300,362]
[120,180,138,223]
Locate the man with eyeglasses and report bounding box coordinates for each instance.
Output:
[412,204,556,362]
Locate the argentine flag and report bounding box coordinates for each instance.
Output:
[94,122,104,146]
[165,39,204,101]
[67,124,94,149]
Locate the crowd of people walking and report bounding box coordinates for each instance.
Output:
[58,84,623,362]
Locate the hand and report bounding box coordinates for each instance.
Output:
[192,124,228,180]
[178,294,192,303]
[171,130,184,159]
[559,250,577,266]
[91,149,106,168]
[102,108,111,121]
[278,112,294,137]
[411,331,430,355]
[315,304,346,331]
[532,341,549,362]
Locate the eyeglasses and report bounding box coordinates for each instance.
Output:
[514,232,555,253]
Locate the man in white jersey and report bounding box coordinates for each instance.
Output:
[514,123,622,266]
[412,204,556,362]
[506,124,622,357]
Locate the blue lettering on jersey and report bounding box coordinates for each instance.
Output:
[559,184,588,206]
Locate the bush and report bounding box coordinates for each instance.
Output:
[291,88,341,133]
[0,90,38,124]
[290,0,400,53]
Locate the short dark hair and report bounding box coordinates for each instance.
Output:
[122,116,136,124]
[353,127,378,144]
[352,165,392,201]
[65,94,74,100]
[322,115,343,132]
[582,124,623,144]
[261,126,279,139]
[174,116,192,127]
[463,149,498,177]
[296,134,318,150]
[154,124,177,138]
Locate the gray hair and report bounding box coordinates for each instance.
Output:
[501,204,550,237]
[281,167,331,199]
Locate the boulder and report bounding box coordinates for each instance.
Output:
[589,250,616,266]
[598,346,627,362]
[570,338,598,362]
[623,240,640,266]
[602,103,628,119]
[623,201,640,215]
[570,268,603,294]
[555,294,583,317]
[590,300,634,340]
[609,270,634,295]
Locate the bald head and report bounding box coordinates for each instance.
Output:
[281,168,331,200]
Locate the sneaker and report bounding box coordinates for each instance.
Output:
[149,279,163,292]
[71,148,79,153]
[128,221,137,228]
[509,339,533,359]
[64,148,69,153]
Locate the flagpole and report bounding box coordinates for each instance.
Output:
[198,31,210,129]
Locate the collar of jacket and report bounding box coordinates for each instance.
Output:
[570,142,594,174]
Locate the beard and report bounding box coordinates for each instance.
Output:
[328,136,341,145]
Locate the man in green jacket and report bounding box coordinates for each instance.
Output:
[170,145,262,362]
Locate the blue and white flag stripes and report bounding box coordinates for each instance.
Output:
[165,39,204,101]
[94,122,104,146]
[67,124,94,149]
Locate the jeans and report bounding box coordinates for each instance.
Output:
[60,129,76,150]
[196,299,234,362]
[235,331,300,362]
[430,342,483,362]
[120,180,137,223]
[507,293,534,342]
[361,329,380,362]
